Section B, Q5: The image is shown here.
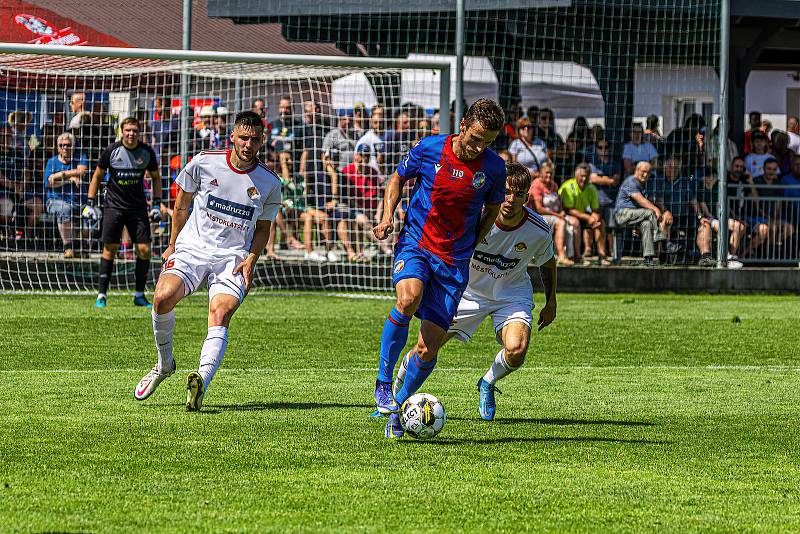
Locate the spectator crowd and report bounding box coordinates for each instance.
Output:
[1,93,798,267]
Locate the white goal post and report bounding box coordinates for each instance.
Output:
[0,43,451,292]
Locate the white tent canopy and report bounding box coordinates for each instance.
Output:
[331,72,379,110]
[402,54,499,111]
[520,60,604,119]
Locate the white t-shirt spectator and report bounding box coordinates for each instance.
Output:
[744,153,772,178]
[355,130,385,173]
[622,142,658,164]
[788,132,800,154]
[508,138,547,172]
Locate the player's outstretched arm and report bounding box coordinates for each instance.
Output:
[475,203,502,246]
[373,172,403,240]
[162,186,194,262]
[233,219,271,292]
[538,256,558,331]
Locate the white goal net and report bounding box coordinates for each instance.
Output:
[0,45,449,292]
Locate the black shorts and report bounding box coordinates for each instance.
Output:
[101,208,151,244]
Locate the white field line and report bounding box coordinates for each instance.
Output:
[2,365,800,374]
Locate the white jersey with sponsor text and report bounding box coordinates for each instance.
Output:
[175,150,281,260]
[465,207,554,302]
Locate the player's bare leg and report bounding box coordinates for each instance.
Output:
[134,273,185,400]
[477,321,531,421]
[375,277,423,414]
[187,293,240,412]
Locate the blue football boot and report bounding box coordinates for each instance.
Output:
[369,409,387,419]
[94,295,107,308]
[374,380,399,414]
[477,378,501,421]
[133,295,152,308]
[385,412,404,439]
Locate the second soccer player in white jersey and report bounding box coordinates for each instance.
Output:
[133,111,281,411]
[393,162,558,426]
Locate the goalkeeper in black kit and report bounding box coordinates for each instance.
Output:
[82,117,165,308]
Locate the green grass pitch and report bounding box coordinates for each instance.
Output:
[1,292,800,532]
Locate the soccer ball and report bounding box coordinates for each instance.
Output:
[399,393,446,440]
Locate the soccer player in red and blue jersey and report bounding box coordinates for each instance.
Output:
[372,99,507,438]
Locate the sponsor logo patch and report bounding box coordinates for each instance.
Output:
[514,242,527,252]
[207,194,255,221]
[210,179,218,187]
[472,171,486,189]
[393,260,405,273]
[473,250,520,271]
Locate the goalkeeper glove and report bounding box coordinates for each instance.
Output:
[81,198,100,221]
[149,202,162,222]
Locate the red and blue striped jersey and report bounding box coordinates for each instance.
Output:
[396,134,506,264]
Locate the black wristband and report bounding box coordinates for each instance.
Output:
[152,198,162,205]
[87,198,95,207]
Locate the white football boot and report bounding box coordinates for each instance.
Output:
[134,360,176,400]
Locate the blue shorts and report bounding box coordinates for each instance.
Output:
[392,242,470,331]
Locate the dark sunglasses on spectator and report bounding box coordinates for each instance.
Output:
[597,144,610,149]
[519,125,531,130]
[58,143,73,148]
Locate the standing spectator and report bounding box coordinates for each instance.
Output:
[44,133,88,257]
[769,130,793,175]
[271,96,303,165]
[559,163,610,264]
[299,100,326,180]
[67,92,90,131]
[508,117,547,176]
[744,130,772,178]
[780,154,800,226]
[706,117,739,173]
[352,102,367,139]
[614,161,672,266]
[743,111,761,154]
[650,156,699,262]
[0,128,18,242]
[322,111,358,171]
[383,109,414,169]
[535,108,564,151]
[786,116,800,154]
[664,114,706,177]
[697,172,745,268]
[528,161,574,265]
[341,144,388,258]
[356,105,387,175]
[568,116,591,153]
[8,110,39,155]
[251,97,271,148]
[622,122,659,177]
[760,120,773,139]
[643,114,663,145]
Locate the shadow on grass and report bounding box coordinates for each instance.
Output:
[447,416,656,427]
[212,401,373,412]
[407,436,671,446]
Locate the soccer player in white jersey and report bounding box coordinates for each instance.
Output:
[392,162,558,428]
[133,111,281,411]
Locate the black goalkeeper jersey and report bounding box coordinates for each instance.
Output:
[98,141,158,211]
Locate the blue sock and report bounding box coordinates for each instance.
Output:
[377,307,412,383]
[396,353,437,405]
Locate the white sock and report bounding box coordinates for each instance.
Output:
[152,310,176,372]
[97,292,106,300]
[482,349,521,385]
[199,326,228,390]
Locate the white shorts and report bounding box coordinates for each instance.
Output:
[448,293,533,343]
[160,249,247,303]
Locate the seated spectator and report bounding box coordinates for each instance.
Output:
[769,130,793,175]
[622,122,659,177]
[568,116,591,153]
[748,158,794,254]
[643,114,663,145]
[0,126,42,244]
[744,130,771,179]
[535,108,564,151]
[44,133,88,258]
[528,162,574,265]
[303,152,353,263]
[760,119,773,139]
[508,117,547,177]
[614,161,672,266]
[559,163,610,265]
[356,105,387,175]
[0,128,17,242]
[781,154,800,226]
[698,172,745,269]
[342,144,388,259]
[497,150,511,163]
[787,116,800,154]
[664,114,706,177]
[649,156,700,262]
[322,111,358,171]
[8,110,39,154]
[705,117,739,173]
[553,134,586,184]
[589,138,621,220]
